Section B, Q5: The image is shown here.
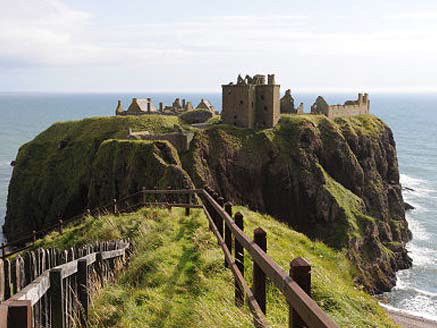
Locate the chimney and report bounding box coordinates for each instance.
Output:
[268,74,275,85]
[115,100,124,114]
[159,102,163,112]
[363,93,369,103]
[182,99,186,108]
[147,98,152,113]
[358,93,363,104]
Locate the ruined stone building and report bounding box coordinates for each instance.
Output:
[311,93,370,119]
[280,89,304,114]
[126,126,194,152]
[116,98,158,116]
[222,74,280,129]
[161,98,194,114]
[116,97,216,117]
[196,99,215,112]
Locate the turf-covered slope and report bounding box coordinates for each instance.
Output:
[4,115,193,240]
[33,207,398,327]
[183,114,412,293]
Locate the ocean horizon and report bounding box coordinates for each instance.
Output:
[0,91,436,320]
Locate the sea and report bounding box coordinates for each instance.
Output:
[0,92,436,319]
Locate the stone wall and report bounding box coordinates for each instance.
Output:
[255,84,280,128]
[222,84,257,128]
[127,129,194,152]
[221,74,280,129]
[311,93,370,119]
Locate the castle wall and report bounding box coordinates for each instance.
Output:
[255,85,280,128]
[324,103,369,119]
[222,85,257,128]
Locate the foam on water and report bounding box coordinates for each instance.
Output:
[385,173,437,318]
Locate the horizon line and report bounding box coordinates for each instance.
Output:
[2,88,437,94]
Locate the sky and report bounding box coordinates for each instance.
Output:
[1,0,437,93]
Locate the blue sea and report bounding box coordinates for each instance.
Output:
[0,92,436,319]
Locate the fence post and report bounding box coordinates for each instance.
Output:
[289,257,311,328]
[78,259,88,327]
[96,252,104,285]
[253,227,267,315]
[217,197,225,238]
[4,259,11,299]
[185,193,191,216]
[58,219,63,235]
[234,212,244,307]
[1,242,5,260]
[6,300,32,328]
[224,202,233,268]
[112,199,118,215]
[50,268,64,328]
[142,186,146,205]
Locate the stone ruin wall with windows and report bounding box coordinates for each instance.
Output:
[221,74,280,129]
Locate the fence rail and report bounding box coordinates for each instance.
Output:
[198,188,338,328]
[1,187,338,328]
[0,240,131,328]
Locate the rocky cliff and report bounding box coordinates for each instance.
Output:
[182,114,412,293]
[3,115,194,241]
[4,114,411,293]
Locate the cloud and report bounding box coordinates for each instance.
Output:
[0,0,99,67]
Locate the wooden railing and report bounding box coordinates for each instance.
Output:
[198,187,338,328]
[0,240,131,328]
[1,187,338,327]
[1,188,202,260]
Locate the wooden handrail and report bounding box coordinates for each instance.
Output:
[202,205,267,327]
[201,189,338,328]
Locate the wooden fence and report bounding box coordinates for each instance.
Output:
[0,187,338,327]
[197,188,339,328]
[1,188,202,260]
[0,240,131,328]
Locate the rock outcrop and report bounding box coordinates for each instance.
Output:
[182,114,412,293]
[3,115,193,240]
[4,113,411,293]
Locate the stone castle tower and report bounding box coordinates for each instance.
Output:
[221,74,280,129]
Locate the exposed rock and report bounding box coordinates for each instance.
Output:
[4,113,412,294]
[3,115,191,241]
[183,114,412,293]
[404,202,415,211]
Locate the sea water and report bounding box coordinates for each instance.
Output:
[0,92,436,319]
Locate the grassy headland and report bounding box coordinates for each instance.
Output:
[35,206,398,327]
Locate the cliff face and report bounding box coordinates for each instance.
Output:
[4,116,193,240]
[4,114,411,293]
[182,115,412,293]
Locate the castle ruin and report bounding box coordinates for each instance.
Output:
[280,89,304,114]
[127,125,194,152]
[116,97,215,116]
[311,93,370,119]
[221,74,280,129]
[116,98,158,116]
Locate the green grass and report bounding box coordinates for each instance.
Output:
[34,206,398,327]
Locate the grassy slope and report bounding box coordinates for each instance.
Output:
[35,206,398,327]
